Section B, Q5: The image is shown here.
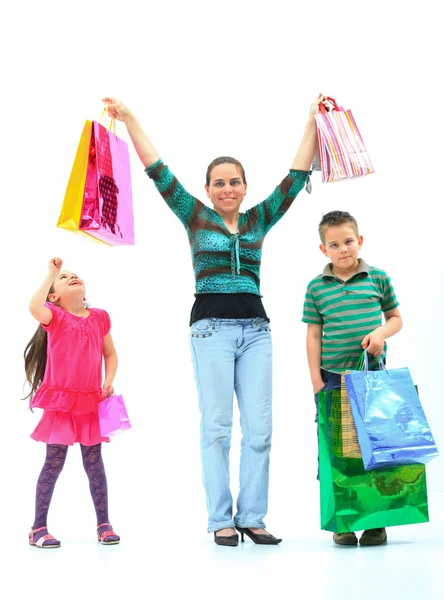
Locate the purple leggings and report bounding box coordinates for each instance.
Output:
[32,443,109,529]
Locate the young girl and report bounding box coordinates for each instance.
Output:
[24,257,120,548]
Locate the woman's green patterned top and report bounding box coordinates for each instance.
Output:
[146,159,309,295]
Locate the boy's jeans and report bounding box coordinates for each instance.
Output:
[315,370,342,410]
[190,318,272,533]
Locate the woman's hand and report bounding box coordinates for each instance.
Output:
[102,96,160,168]
[102,97,133,123]
[309,94,332,119]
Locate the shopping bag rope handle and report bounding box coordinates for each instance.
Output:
[319,96,341,114]
[100,107,116,135]
[356,350,387,372]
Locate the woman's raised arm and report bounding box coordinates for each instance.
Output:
[291,93,330,171]
[103,97,160,168]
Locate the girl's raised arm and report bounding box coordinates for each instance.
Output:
[29,258,61,325]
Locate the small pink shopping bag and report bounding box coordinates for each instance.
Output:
[98,395,131,437]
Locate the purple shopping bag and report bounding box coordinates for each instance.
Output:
[98,395,131,437]
[80,120,134,246]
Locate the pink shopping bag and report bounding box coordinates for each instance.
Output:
[98,395,131,437]
[80,119,134,245]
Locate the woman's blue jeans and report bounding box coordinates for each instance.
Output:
[190,318,272,533]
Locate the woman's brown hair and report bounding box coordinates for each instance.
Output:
[205,156,247,186]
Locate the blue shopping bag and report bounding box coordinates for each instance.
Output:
[344,352,439,469]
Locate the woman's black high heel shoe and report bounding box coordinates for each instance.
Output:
[236,527,282,545]
[213,531,239,547]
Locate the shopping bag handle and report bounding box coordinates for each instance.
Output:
[319,96,340,114]
[100,107,116,135]
[356,350,387,372]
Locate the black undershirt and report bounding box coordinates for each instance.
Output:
[189,294,269,326]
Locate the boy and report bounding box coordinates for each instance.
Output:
[302,211,403,546]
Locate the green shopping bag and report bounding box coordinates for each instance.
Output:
[318,390,429,533]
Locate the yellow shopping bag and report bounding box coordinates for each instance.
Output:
[57,120,93,232]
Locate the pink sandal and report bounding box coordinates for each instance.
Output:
[29,526,61,549]
[97,523,120,545]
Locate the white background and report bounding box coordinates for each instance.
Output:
[1,0,443,598]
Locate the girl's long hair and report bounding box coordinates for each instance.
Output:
[23,287,54,405]
[23,324,49,404]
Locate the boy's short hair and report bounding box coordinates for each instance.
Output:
[318,211,359,244]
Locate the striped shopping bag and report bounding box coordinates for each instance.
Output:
[315,97,375,182]
[330,372,362,458]
[340,371,362,457]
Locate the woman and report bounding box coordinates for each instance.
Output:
[104,94,329,545]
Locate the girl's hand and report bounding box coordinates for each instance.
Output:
[102,382,115,398]
[48,257,63,275]
[309,94,332,119]
[102,97,133,123]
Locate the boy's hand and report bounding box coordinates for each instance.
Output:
[361,330,385,357]
[313,378,325,395]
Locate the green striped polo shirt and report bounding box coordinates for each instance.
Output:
[302,259,399,373]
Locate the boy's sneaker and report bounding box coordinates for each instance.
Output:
[333,532,358,545]
[359,528,387,546]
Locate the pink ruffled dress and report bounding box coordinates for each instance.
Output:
[30,302,111,446]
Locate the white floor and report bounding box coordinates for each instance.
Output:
[4,492,444,600]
